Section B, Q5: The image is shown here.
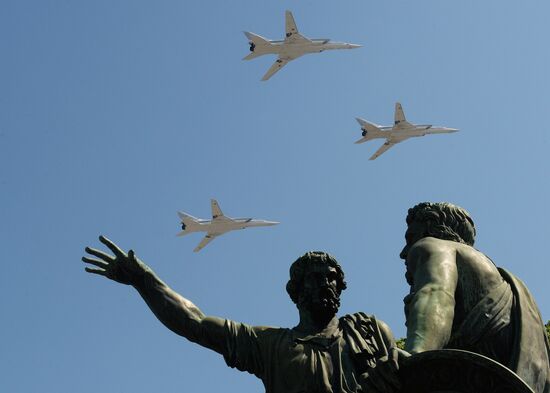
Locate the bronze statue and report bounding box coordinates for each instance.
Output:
[400,202,550,393]
[83,236,401,393]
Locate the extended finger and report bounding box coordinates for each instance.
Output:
[99,235,124,257]
[85,267,108,277]
[85,246,114,262]
[82,256,109,269]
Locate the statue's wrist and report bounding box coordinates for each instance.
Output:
[131,266,157,289]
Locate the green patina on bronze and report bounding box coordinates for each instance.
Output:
[83,242,401,393]
[81,203,550,393]
[401,202,550,393]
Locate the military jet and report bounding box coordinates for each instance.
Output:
[177,199,279,252]
[243,10,361,81]
[354,102,459,160]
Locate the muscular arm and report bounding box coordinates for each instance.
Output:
[83,236,227,354]
[404,237,458,353]
[133,270,226,353]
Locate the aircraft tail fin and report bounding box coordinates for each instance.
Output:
[355,117,384,143]
[243,32,272,60]
[177,212,199,236]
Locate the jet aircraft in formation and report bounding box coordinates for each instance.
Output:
[177,199,279,252]
[176,14,459,253]
[354,103,459,160]
[243,10,361,81]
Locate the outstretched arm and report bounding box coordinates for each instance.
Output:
[83,236,226,353]
[404,238,458,353]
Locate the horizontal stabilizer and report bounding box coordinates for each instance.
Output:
[355,117,382,133]
[243,52,262,60]
[178,211,198,223]
[176,230,190,237]
[244,32,271,46]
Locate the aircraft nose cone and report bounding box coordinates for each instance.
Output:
[348,44,362,49]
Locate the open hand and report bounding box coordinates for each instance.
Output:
[82,235,150,286]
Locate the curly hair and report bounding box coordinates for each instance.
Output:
[286,251,347,304]
[406,202,476,246]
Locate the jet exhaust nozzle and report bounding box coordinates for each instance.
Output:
[249,42,255,52]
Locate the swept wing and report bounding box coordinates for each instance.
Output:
[261,57,291,81]
[370,141,399,160]
[394,102,413,129]
[284,10,311,44]
[285,10,298,37]
[211,199,226,220]
[194,233,220,252]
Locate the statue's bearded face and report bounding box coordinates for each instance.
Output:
[400,221,427,285]
[400,220,427,261]
[297,263,341,319]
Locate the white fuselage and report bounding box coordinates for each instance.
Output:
[182,218,278,234]
[386,125,458,142]
[368,125,458,142]
[255,39,360,58]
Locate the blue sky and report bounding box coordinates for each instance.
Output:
[1,1,549,392]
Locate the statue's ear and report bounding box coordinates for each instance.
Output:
[422,220,433,239]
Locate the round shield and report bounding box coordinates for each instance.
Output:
[400,349,534,393]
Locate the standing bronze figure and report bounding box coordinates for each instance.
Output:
[83,238,401,393]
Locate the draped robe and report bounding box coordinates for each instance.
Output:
[447,268,550,393]
[215,313,392,393]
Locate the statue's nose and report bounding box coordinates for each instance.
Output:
[400,245,409,260]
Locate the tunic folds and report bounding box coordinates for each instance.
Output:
[220,312,391,393]
[448,268,550,393]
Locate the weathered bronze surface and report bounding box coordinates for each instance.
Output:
[401,202,550,393]
[83,240,400,393]
[82,202,550,393]
[400,349,534,393]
